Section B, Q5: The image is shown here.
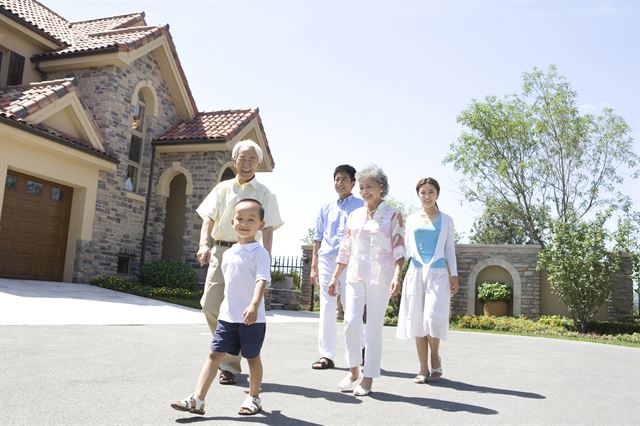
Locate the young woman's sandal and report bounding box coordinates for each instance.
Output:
[413,374,428,384]
[238,395,262,415]
[311,357,335,370]
[429,357,443,381]
[170,394,205,415]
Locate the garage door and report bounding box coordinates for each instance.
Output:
[0,171,73,281]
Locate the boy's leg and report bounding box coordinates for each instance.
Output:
[194,350,226,400]
[246,355,263,398]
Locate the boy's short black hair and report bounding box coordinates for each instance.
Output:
[235,198,265,220]
[333,164,357,182]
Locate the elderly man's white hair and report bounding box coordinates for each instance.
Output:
[232,140,264,164]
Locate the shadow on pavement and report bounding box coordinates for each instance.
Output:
[369,391,498,414]
[429,378,546,399]
[175,410,322,425]
[261,382,364,404]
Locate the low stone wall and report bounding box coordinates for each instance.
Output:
[267,276,301,310]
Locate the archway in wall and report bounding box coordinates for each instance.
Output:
[475,266,514,316]
[162,174,187,260]
[220,166,235,182]
[467,258,522,316]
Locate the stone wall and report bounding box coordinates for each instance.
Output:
[48,53,182,281]
[300,245,313,310]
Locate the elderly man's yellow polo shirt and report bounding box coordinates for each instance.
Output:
[196,176,283,242]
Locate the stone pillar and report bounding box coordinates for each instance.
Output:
[300,245,313,310]
[608,255,634,322]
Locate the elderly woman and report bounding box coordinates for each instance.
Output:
[328,165,405,396]
[396,177,458,383]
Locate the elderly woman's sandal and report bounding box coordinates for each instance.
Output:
[170,394,205,415]
[238,396,262,415]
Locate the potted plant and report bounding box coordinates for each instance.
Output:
[477,281,512,317]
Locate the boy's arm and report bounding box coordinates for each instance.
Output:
[243,279,267,325]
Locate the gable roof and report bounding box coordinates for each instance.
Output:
[1,0,197,118]
[0,77,76,119]
[156,109,260,143]
[154,108,275,171]
[0,77,116,162]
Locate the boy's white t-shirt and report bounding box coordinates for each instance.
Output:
[219,242,271,323]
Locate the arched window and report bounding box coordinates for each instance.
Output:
[125,91,147,192]
[220,167,236,182]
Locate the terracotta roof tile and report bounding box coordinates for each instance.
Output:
[0,0,71,44]
[155,109,259,143]
[0,77,77,119]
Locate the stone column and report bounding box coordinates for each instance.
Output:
[300,245,313,310]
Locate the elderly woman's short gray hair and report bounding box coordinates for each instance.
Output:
[232,140,264,164]
[357,164,390,198]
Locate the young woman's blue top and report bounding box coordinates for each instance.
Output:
[411,215,446,269]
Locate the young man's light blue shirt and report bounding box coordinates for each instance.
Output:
[314,194,364,257]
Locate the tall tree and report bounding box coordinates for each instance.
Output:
[471,198,548,245]
[445,66,638,247]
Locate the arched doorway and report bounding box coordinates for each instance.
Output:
[162,174,187,260]
[220,166,235,182]
[467,258,522,316]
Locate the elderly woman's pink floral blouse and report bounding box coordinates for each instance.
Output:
[336,201,405,286]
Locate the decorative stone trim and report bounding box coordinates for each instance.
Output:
[466,257,522,316]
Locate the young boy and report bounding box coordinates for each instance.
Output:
[171,198,271,416]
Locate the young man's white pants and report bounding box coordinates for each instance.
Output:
[317,254,345,360]
[344,281,391,378]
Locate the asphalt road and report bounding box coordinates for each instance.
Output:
[1,279,639,425]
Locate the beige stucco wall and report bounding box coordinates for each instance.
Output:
[539,273,609,321]
[0,19,49,84]
[0,124,116,281]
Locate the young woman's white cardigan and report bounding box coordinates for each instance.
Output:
[396,211,457,340]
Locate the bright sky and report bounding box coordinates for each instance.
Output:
[50,0,640,257]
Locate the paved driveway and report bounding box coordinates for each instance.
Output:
[1,278,639,425]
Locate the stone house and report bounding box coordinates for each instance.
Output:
[0,0,275,282]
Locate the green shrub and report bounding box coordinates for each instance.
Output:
[90,275,201,301]
[271,269,286,283]
[139,259,197,289]
[477,281,512,302]
[538,315,574,330]
[288,271,301,289]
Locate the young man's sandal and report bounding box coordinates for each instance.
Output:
[219,369,237,385]
[170,395,205,415]
[238,396,262,415]
[311,357,334,370]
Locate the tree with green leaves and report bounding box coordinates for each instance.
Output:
[471,198,548,244]
[446,65,638,247]
[537,211,627,332]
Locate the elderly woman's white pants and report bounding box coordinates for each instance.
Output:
[344,280,391,378]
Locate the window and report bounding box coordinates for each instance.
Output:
[26,180,43,196]
[50,187,64,201]
[125,91,148,192]
[117,256,130,274]
[7,52,24,85]
[5,174,17,190]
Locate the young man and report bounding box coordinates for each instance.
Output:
[172,199,271,416]
[195,140,283,385]
[310,164,363,370]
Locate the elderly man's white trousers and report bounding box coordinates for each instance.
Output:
[344,280,391,378]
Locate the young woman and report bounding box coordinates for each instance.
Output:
[396,178,458,383]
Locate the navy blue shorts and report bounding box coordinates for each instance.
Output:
[211,320,266,359]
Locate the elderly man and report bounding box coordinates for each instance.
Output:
[196,140,283,385]
[310,164,364,370]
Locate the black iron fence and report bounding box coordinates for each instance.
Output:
[271,255,303,275]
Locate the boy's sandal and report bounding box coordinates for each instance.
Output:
[311,357,335,370]
[413,374,428,384]
[238,396,262,415]
[170,394,205,415]
[219,369,237,385]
